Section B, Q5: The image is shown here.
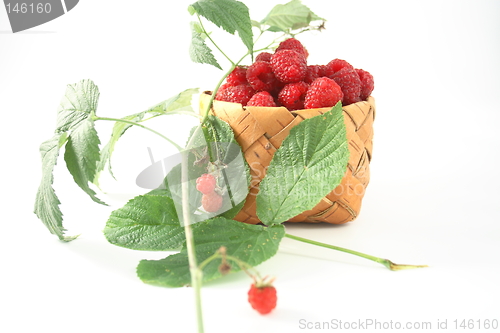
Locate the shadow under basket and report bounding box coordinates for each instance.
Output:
[199,91,376,225]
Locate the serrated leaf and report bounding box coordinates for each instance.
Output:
[190,0,253,52]
[189,21,222,70]
[137,218,285,287]
[256,103,349,224]
[56,79,99,133]
[261,0,324,32]
[103,188,188,251]
[64,117,105,205]
[34,133,77,241]
[94,88,199,186]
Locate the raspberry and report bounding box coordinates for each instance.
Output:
[215,84,255,106]
[356,68,374,100]
[304,77,343,109]
[278,82,309,110]
[276,38,309,59]
[248,284,277,315]
[246,61,277,92]
[227,66,248,86]
[304,65,321,84]
[270,50,307,84]
[196,173,216,194]
[324,58,354,77]
[201,191,223,213]
[255,52,272,62]
[247,91,277,107]
[331,67,362,105]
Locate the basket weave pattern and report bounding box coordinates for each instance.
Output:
[200,92,375,224]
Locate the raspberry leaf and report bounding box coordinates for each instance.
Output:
[136,218,285,287]
[55,79,99,133]
[256,103,349,224]
[63,117,105,205]
[261,0,324,32]
[103,188,189,251]
[93,88,198,186]
[34,133,77,241]
[189,21,222,70]
[189,0,253,53]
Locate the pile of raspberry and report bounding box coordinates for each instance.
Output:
[215,38,374,110]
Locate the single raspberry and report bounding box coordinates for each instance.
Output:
[196,173,216,194]
[248,283,277,315]
[275,38,309,59]
[227,66,248,86]
[215,84,255,106]
[331,67,362,105]
[201,191,223,213]
[304,77,343,109]
[270,50,307,84]
[246,61,277,92]
[356,68,374,100]
[304,65,321,84]
[215,83,232,100]
[278,82,309,110]
[255,52,272,62]
[247,91,277,107]
[324,58,354,77]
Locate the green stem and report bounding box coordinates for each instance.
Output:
[181,151,204,333]
[93,116,183,151]
[284,233,427,271]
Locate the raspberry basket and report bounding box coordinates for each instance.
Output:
[200,91,376,224]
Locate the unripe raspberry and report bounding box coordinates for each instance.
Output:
[201,191,223,213]
[196,174,216,194]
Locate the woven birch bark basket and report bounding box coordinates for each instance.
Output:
[199,91,375,225]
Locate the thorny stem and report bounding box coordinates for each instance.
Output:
[285,233,428,271]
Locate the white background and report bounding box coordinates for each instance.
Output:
[1,1,500,332]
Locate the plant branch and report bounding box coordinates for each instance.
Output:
[93,116,183,151]
[285,233,428,271]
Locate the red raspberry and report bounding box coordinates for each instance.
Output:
[255,52,272,62]
[201,191,223,213]
[270,50,307,84]
[276,38,309,59]
[304,65,321,84]
[215,84,255,106]
[325,58,354,77]
[356,68,374,100]
[227,66,248,86]
[246,61,277,92]
[248,284,277,315]
[247,91,277,107]
[278,82,309,110]
[196,173,216,194]
[304,77,343,109]
[331,67,362,105]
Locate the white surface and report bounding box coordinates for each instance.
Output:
[1,1,500,332]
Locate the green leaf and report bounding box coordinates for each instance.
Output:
[190,0,253,53]
[137,218,285,287]
[261,0,324,32]
[56,79,99,133]
[103,188,187,251]
[256,103,350,224]
[34,133,77,241]
[189,21,222,70]
[64,118,105,205]
[93,88,199,185]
